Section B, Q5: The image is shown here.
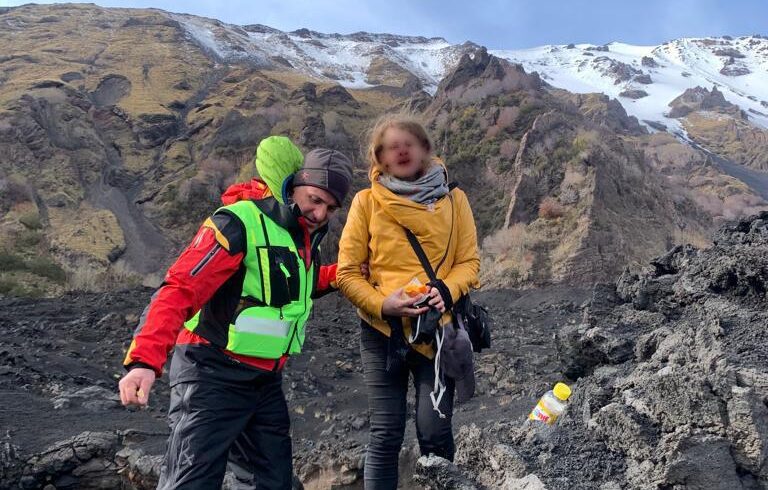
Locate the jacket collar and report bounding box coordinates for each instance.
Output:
[252,197,328,253]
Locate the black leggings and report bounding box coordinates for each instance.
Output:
[360,322,455,490]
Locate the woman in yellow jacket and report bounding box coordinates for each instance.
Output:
[337,115,480,489]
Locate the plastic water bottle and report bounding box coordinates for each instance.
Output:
[528,382,572,425]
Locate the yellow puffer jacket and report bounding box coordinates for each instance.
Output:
[337,165,480,358]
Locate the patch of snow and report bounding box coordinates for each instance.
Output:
[169,13,768,132]
[493,37,768,131]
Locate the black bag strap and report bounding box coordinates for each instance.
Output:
[402,191,454,282]
[404,229,438,282]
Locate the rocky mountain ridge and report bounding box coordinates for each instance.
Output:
[166,11,768,132]
[0,3,767,294]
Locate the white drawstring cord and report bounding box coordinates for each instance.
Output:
[409,313,422,343]
[430,325,447,419]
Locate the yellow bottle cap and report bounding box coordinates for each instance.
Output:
[553,382,571,401]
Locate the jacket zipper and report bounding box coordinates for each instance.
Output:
[279,261,292,310]
[272,224,316,371]
[275,245,311,370]
[190,244,221,277]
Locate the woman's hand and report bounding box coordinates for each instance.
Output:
[382,288,430,317]
[427,286,446,313]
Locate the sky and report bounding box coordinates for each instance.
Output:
[2,0,767,49]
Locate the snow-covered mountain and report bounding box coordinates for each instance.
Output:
[172,12,768,133]
[171,13,477,92]
[494,37,768,132]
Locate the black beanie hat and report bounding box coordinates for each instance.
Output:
[292,148,353,205]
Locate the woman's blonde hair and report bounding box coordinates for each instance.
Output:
[365,114,433,177]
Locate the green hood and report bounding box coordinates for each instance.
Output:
[254,136,303,204]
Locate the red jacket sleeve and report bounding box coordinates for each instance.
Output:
[123,215,244,377]
[313,263,338,298]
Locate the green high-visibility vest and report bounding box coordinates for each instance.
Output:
[184,199,315,359]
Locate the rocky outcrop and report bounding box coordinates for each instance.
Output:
[478,104,707,287]
[682,111,768,171]
[720,56,751,77]
[564,92,645,135]
[619,89,649,99]
[365,55,414,88]
[435,47,542,104]
[713,47,746,58]
[668,85,742,118]
[633,74,652,84]
[664,87,768,172]
[317,85,360,109]
[450,213,768,489]
[591,56,643,85]
[423,50,746,289]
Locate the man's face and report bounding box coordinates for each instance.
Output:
[291,185,340,233]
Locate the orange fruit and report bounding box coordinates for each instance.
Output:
[404,284,429,297]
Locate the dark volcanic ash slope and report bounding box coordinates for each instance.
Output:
[4,214,768,489]
[0,282,587,489]
[436,212,768,489]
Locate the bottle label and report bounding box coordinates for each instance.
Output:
[529,401,557,425]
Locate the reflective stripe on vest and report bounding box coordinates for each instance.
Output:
[184,199,314,359]
[233,316,291,337]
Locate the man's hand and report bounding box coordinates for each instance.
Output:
[382,288,430,318]
[119,367,156,407]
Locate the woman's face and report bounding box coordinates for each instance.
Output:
[379,127,428,181]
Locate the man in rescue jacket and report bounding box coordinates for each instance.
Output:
[118,137,353,489]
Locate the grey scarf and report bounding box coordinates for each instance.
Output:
[378,164,449,204]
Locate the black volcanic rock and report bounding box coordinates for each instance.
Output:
[620,89,649,99]
[634,74,653,84]
[299,114,325,147]
[435,48,542,103]
[438,46,493,93]
[720,59,751,77]
[566,93,646,135]
[60,71,83,83]
[713,47,746,58]
[318,85,359,108]
[668,85,740,118]
[592,56,643,84]
[452,213,768,489]
[290,82,317,104]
